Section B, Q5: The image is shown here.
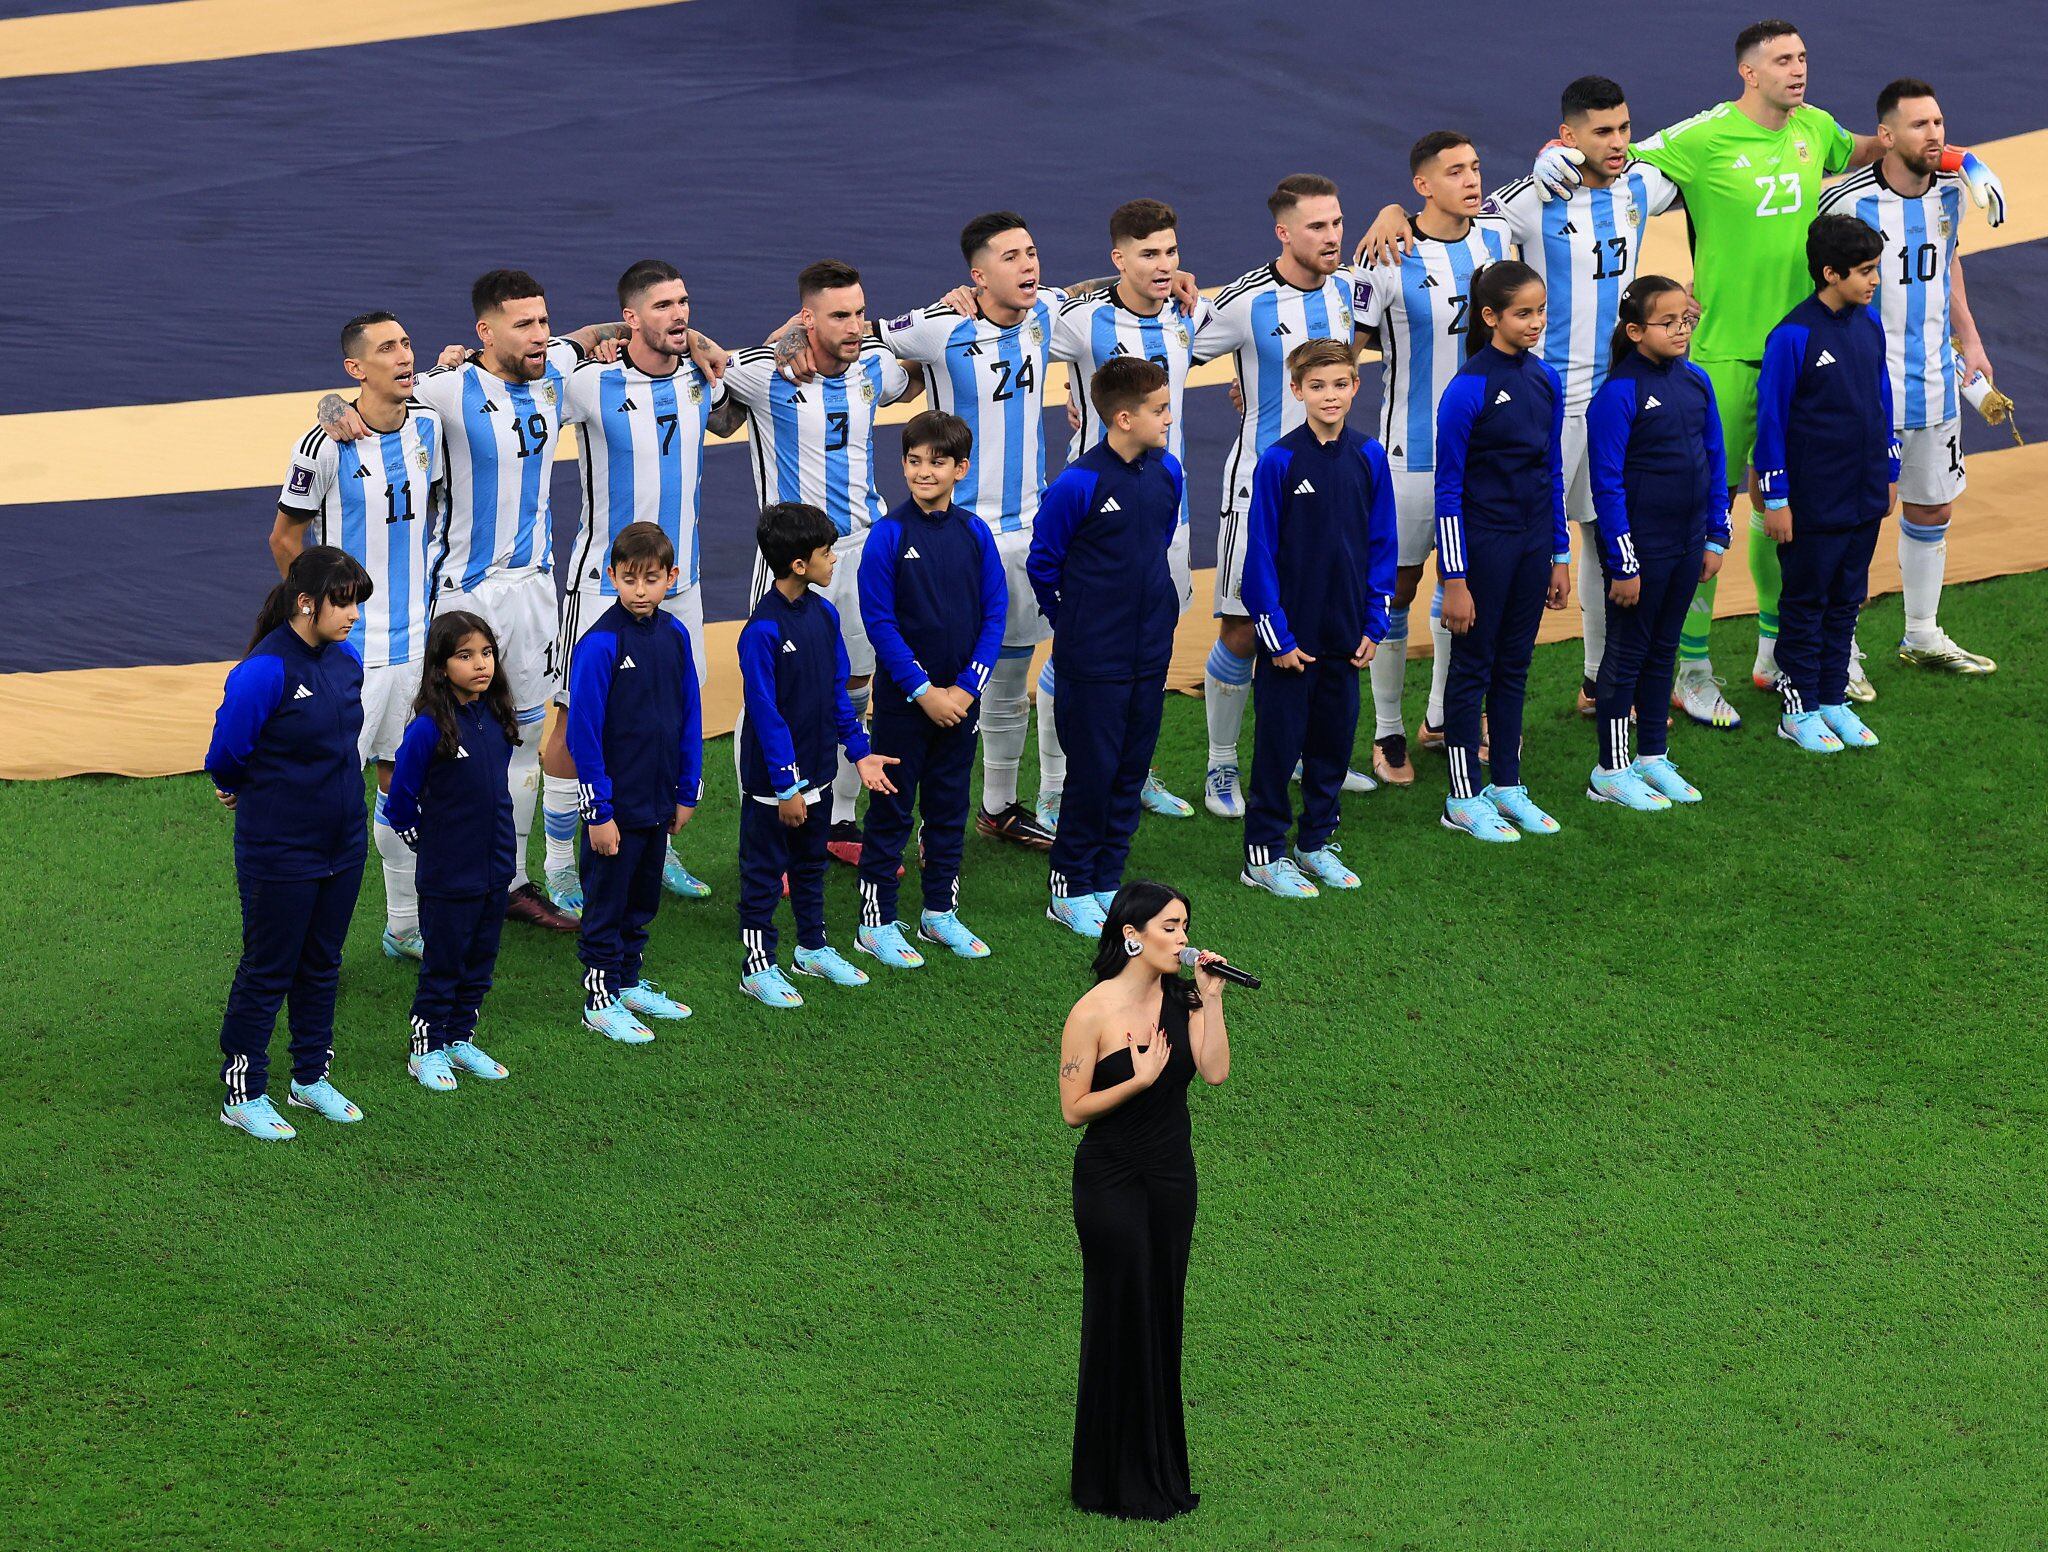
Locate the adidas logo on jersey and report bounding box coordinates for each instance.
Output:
[350,465,371,478]
[1100,497,1123,513]
[1494,390,1512,405]
[963,342,984,357]
[1420,275,1440,289]
[619,655,637,669]
[902,546,922,559]
[1559,220,1578,235]
[782,638,798,653]
[618,397,638,412]
[1643,395,1662,409]
[1293,478,1316,495]
[1732,154,1752,168]
[292,684,314,700]
[1269,323,1292,337]
[1816,350,1837,366]
[789,389,807,404]
[1108,342,1129,357]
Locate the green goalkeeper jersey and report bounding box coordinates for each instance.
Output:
[1632,101,1857,363]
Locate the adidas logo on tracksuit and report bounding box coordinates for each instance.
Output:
[618,654,637,669]
[1816,350,1837,366]
[1293,478,1315,495]
[292,684,313,700]
[1100,497,1122,512]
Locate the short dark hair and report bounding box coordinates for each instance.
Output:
[1287,338,1356,383]
[340,310,400,357]
[1267,174,1338,220]
[960,211,1030,265]
[609,520,675,573]
[1090,357,1169,421]
[1561,75,1627,121]
[1109,199,1178,246]
[1409,132,1474,176]
[470,269,545,319]
[1807,213,1883,286]
[1877,77,1938,119]
[798,259,862,300]
[900,410,972,464]
[618,258,683,309]
[1735,18,1800,59]
[758,502,838,578]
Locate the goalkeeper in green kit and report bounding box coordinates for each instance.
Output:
[1535,18,2008,726]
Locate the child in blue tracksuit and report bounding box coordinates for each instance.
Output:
[1584,275,1734,811]
[205,546,375,1141]
[1756,214,1900,753]
[1435,260,1572,843]
[738,501,897,1008]
[1025,358,1183,937]
[383,610,518,1091]
[854,412,1006,968]
[565,522,704,1043]
[1239,339,1398,899]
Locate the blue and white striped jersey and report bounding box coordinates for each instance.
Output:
[880,287,1068,533]
[277,409,445,668]
[1487,164,1681,415]
[413,338,581,593]
[561,353,727,597]
[1050,289,1215,532]
[1818,165,1966,430]
[1354,216,1513,473]
[722,339,911,535]
[1193,264,1358,516]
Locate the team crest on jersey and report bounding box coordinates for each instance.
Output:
[1027,320,1044,345]
[1173,321,1190,349]
[412,445,430,473]
[688,382,704,403]
[860,379,877,404]
[1795,140,1811,162]
[1625,201,1642,228]
[539,382,558,407]
[1938,214,1953,239]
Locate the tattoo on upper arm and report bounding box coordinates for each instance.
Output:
[1060,1057,1082,1080]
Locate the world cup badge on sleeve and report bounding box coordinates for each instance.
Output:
[288,465,314,496]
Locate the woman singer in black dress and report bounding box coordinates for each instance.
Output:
[1058,880,1233,1521]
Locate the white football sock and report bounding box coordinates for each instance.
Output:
[1036,660,1066,797]
[1425,584,1451,728]
[833,681,870,825]
[542,773,582,875]
[1370,606,1410,738]
[1899,517,1948,641]
[505,710,544,891]
[373,792,419,937]
[1577,523,1605,682]
[979,654,1032,812]
[1203,639,1253,771]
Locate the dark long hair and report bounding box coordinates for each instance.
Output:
[248,545,373,653]
[1465,258,1544,357]
[1609,273,1687,374]
[1091,880,1201,1009]
[412,610,522,758]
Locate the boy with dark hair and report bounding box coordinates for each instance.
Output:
[1755,214,1898,753]
[1239,340,1397,898]
[564,522,703,1043]
[853,412,1006,967]
[1026,358,1182,937]
[737,503,900,1007]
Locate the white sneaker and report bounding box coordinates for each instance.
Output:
[1899,628,1996,675]
[1672,671,1743,729]
[1844,641,1877,704]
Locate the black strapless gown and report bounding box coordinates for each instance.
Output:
[1070,990,1200,1521]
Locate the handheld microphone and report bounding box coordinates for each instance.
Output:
[1178,946,1260,990]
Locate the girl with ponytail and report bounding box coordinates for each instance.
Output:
[1582,275,1731,809]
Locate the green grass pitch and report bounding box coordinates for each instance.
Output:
[5,576,2045,1550]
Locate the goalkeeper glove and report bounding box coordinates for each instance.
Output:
[1940,146,2006,227]
[1533,142,1584,202]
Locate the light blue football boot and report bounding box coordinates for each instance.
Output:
[583,1000,655,1043]
[1240,855,1320,899]
[381,927,424,961]
[1484,784,1562,836]
[1587,764,1670,812]
[1047,892,1108,937]
[1777,710,1844,753]
[1631,754,1701,804]
[1817,702,1879,749]
[855,921,926,970]
[446,1040,508,1079]
[918,910,990,959]
[409,1049,458,1092]
[741,965,805,1009]
[1442,794,1519,843]
[288,1078,363,1123]
[1293,844,1361,889]
[1036,791,1062,833]
[544,865,584,918]
[1140,771,1194,817]
[620,980,690,1020]
[661,850,712,899]
[793,945,869,987]
[219,1094,296,1140]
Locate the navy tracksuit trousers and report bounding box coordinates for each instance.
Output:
[1049,673,1166,899]
[859,702,978,926]
[218,862,363,1104]
[739,796,831,972]
[1246,656,1358,863]
[1445,527,1550,799]
[409,893,506,1054]
[577,823,666,1006]
[1777,520,1880,714]
[1593,548,1700,768]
